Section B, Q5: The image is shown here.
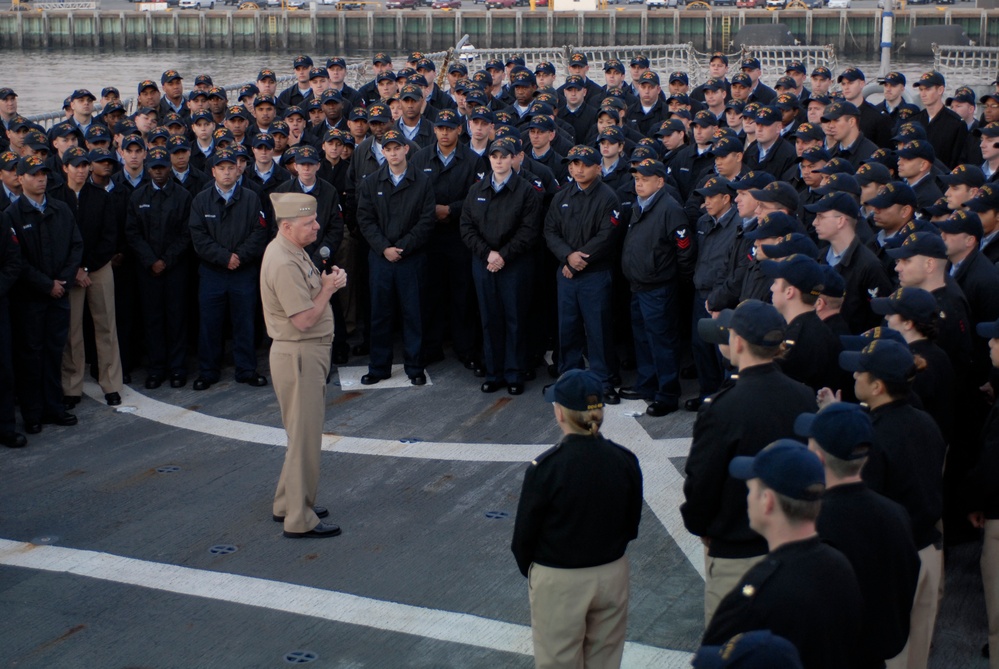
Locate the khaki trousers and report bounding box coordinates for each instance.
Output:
[886,543,943,669]
[62,262,122,396]
[528,556,630,669]
[704,551,767,626]
[983,520,999,669]
[271,337,331,533]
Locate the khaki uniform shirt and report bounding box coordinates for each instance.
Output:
[260,233,334,342]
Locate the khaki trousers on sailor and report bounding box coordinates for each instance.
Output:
[704,551,766,626]
[271,337,331,533]
[886,543,943,669]
[528,556,630,669]
[62,262,122,396]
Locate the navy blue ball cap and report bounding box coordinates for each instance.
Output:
[761,232,819,260]
[716,299,786,347]
[886,230,948,260]
[937,209,984,239]
[544,369,603,412]
[528,115,556,133]
[815,157,854,177]
[732,170,776,191]
[816,174,860,198]
[746,211,803,241]
[708,136,745,158]
[820,101,860,122]
[61,146,90,167]
[854,162,892,187]
[864,181,918,209]
[798,146,831,164]
[976,122,999,139]
[729,440,825,501]
[379,129,406,148]
[696,316,730,346]
[120,135,146,151]
[946,86,977,106]
[871,286,939,324]
[16,155,49,176]
[628,146,657,163]
[819,265,845,298]
[653,118,686,137]
[837,67,866,83]
[145,147,171,168]
[878,71,906,86]
[840,325,906,352]
[630,158,666,178]
[794,403,874,461]
[741,57,762,71]
[966,183,999,213]
[87,147,116,164]
[694,176,735,197]
[939,164,986,188]
[367,103,391,123]
[251,133,275,149]
[692,630,803,669]
[754,106,783,126]
[562,144,600,166]
[630,55,650,68]
[166,135,191,153]
[839,339,915,383]
[761,254,827,295]
[792,122,824,144]
[913,70,945,88]
[898,139,936,162]
[977,318,999,339]
[692,110,720,127]
[639,71,661,86]
[434,109,460,128]
[294,55,314,69]
[749,181,800,212]
[470,106,496,123]
[804,191,860,219]
[210,148,237,167]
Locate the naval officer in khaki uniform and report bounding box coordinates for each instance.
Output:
[261,192,347,539]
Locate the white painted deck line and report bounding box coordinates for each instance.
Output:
[82,382,705,580]
[0,539,695,668]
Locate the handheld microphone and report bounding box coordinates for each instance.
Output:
[319,246,331,274]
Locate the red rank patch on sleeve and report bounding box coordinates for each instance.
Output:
[675,228,691,249]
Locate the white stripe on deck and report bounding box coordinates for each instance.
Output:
[0,539,694,668]
[84,382,705,579]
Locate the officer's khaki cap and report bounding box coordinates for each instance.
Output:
[271,192,317,220]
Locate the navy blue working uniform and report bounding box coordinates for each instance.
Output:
[460,156,542,388]
[411,134,484,367]
[355,142,436,381]
[125,178,193,383]
[188,157,269,386]
[620,169,696,409]
[0,217,24,444]
[5,182,83,428]
[544,149,620,395]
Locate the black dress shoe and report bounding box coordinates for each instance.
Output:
[43,412,78,427]
[273,506,329,523]
[105,392,122,407]
[192,377,214,391]
[0,432,27,448]
[24,422,42,435]
[145,376,164,390]
[481,381,503,393]
[410,373,427,386]
[647,401,678,417]
[63,395,81,408]
[236,374,268,387]
[604,389,620,405]
[361,373,388,385]
[684,397,704,412]
[283,520,343,539]
[618,387,649,401]
[351,342,369,356]
[507,383,524,396]
[170,374,187,389]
